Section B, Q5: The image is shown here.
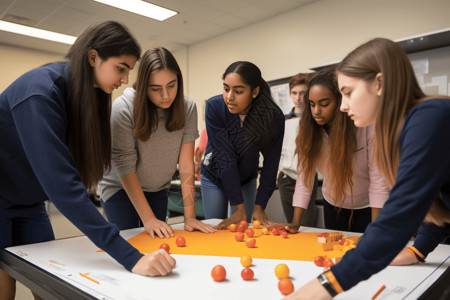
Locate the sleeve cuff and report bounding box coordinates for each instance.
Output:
[325,270,344,294]
[407,246,426,262]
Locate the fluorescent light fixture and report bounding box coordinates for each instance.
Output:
[0,20,76,44]
[94,0,177,21]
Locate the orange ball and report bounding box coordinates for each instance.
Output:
[239,220,249,230]
[252,219,262,229]
[228,224,237,232]
[274,263,290,279]
[241,267,254,280]
[246,238,256,248]
[211,265,226,282]
[278,278,294,295]
[240,255,253,267]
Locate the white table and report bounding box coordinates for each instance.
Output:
[1,219,449,299]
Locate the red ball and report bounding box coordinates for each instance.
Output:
[211,265,226,282]
[241,267,254,280]
[159,243,170,253]
[272,228,281,236]
[176,236,186,247]
[236,224,245,232]
[323,258,335,269]
[314,256,325,267]
[235,232,245,242]
[246,238,256,248]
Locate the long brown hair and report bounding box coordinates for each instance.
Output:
[65,21,141,191]
[336,38,425,188]
[296,68,356,208]
[336,37,450,225]
[133,47,185,141]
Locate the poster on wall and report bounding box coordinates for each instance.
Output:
[270,83,292,115]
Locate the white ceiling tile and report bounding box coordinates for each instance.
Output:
[0,0,315,55]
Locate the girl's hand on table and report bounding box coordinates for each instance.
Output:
[144,219,174,239]
[251,205,275,227]
[216,204,247,229]
[390,248,419,265]
[132,249,176,276]
[184,218,217,233]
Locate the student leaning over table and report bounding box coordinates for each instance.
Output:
[282,68,389,234]
[0,21,175,300]
[283,38,450,300]
[98,47,216,238]
[200,61,285,229]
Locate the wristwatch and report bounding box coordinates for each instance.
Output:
[317,272,338,297]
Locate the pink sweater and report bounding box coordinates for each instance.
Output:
[293,125,389,210]
[198,127,208,153]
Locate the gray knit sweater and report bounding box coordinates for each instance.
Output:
[99,88,199,202]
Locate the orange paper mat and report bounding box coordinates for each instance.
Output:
[126,229,358,261]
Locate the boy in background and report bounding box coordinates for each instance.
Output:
[278,73,318,226]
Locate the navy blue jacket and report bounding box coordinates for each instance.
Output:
[0,63,142,271]
[332,99,450,290]
[201,94,285,208]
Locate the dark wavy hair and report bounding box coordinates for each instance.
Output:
[296,67,356,209]
[223,61,280,146]
[65,21,141,191]
[133,47,185,141]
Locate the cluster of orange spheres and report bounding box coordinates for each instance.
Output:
[227,219,263,232]
[211,255,255,282]
[275,263,294,295]
[314,256,335,268]
[211,257,294,296]
[228,220,260,248]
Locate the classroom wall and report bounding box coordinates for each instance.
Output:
[178,0,450,128]
[0,43,189,103]
[0,43,63,92]
[1,0,450,123]
[0,42,142,100]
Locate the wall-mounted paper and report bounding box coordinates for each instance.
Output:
[411,58,429,75]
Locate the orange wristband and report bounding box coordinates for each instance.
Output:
[324,270,343,294]
[408,246,425,262]
[406,247,419,263]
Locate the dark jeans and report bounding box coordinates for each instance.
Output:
[101,188,169,230]
[201,176,256,223]
[0,201,54,248]
[322,199,372,233]
[278,172,318,226]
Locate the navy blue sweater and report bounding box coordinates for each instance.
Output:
[201,94,285,208]
[0,63,142,271]
[332,99,450,290]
